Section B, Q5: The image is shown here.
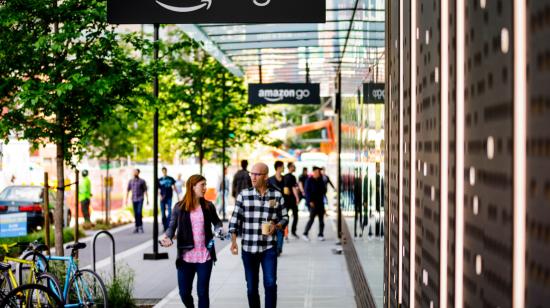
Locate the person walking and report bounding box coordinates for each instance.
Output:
[267,161,285,255]
[159,167,179,232]
[302,166,327,241]
[175,173,185,201]
[232,160,252,200]
[217,167,230,216]
[228,162,289,308]
[297,167,308,207]
[79,169,92,223]
[160,174,223,308]
[126,169,149,234]
[283,162,300,238]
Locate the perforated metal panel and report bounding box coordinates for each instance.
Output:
[385,1,549,308]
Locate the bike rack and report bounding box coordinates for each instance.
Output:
[92,230,116,279]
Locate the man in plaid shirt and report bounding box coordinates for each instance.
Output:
[229,162,288,308]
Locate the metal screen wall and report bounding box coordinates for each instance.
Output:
[385,0,550,307]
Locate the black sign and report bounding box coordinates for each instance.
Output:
[363,83,385,104]
[108,0,326,24]
[249,83,321,105]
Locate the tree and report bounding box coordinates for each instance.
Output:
[160,31,271,173]
[0,0,151,254]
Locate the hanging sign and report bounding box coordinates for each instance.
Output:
[363,83,385,104]
[108,0,326,24]
[249,83,321,105]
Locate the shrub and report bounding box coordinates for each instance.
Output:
[105,263,136,308]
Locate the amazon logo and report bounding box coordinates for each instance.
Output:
[155,0,272,13]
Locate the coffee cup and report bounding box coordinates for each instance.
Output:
[261,221,272,235]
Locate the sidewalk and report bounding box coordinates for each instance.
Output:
[155,214,356,308]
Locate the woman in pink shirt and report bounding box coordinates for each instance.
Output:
[160,174,223,308]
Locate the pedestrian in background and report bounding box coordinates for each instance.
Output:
[297,167,308,206]
[79,169,92,223]
[217,167,230,216]
[126,169,149,234]
[160,174,223,308]
[175,173,185,201]
[283,162,300,239]
[302,166,327,241]
[229,162,288,308]
[267,160,285,255]
[159,167,179,232]
[232,159,252,200]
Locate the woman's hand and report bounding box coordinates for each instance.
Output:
[159,235,173,247]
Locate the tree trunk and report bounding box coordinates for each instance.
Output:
[55,141,65,256]
[199,144,204,175]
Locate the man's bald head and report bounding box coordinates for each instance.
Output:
[250,163,269,190]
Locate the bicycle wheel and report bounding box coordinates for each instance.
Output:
[19,251,48,285]
[66,269,107,308]
[36,272,63,302]
[0,271,14,302]
[0,283,63,308]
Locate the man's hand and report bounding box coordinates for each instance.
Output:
[267,222,277,236]
[310,202,315,209]
[231,241,239,255]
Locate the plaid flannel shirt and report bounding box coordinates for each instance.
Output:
[228,187,289,253]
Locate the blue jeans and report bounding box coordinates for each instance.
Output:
[177,260,213,308]
[160,197,172,230]
[241,246,277,308]
[132,200,144,228]
[276,229,284,254]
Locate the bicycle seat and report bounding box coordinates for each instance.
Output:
[0,262,10,270]
[66,242,87,251]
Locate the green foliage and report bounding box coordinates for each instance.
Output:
[159,28,272,167]
[0,227,86,256]
[0,0,153,254]
[105,263,136,308]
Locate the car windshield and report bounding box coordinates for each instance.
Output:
[0,186,43,202]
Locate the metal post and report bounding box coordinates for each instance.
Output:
[336,72,342,240]
[43,172,51,255]
[74,169,79,259]
[144,23,168,260]
[258,53,263,83]
[221,73,227,221]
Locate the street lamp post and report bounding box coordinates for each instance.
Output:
[144,23,168,260]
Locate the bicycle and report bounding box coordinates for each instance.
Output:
[0,243,61,303]
[25,242,107,308]
[0,283,63,307]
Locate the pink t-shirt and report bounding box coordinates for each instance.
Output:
[183,207,211,263]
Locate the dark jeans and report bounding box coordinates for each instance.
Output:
[241,247,278,308]
[303,208,325,237]
[177,260,213,308]
[160,197,172,230]
[276,229,284,254]
[132,200,144,228]
[80,199,91,222]
[287,204,298,235]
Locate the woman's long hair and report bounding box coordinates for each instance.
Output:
[179,174,207,212]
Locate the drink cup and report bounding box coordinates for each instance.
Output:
[262,221,272,235]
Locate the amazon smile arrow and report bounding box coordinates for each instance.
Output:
[155,0,212,13]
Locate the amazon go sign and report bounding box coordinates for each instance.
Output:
[108,0,325,24]
[363,83,385,104]
[249,83,321,105]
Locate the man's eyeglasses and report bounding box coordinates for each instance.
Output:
[249,172,267,177]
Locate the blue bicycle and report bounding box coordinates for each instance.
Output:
[21,242,107,307]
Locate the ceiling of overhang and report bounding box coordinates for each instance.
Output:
[179,0,385,97]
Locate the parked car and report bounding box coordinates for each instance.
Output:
[0,185,72,233]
